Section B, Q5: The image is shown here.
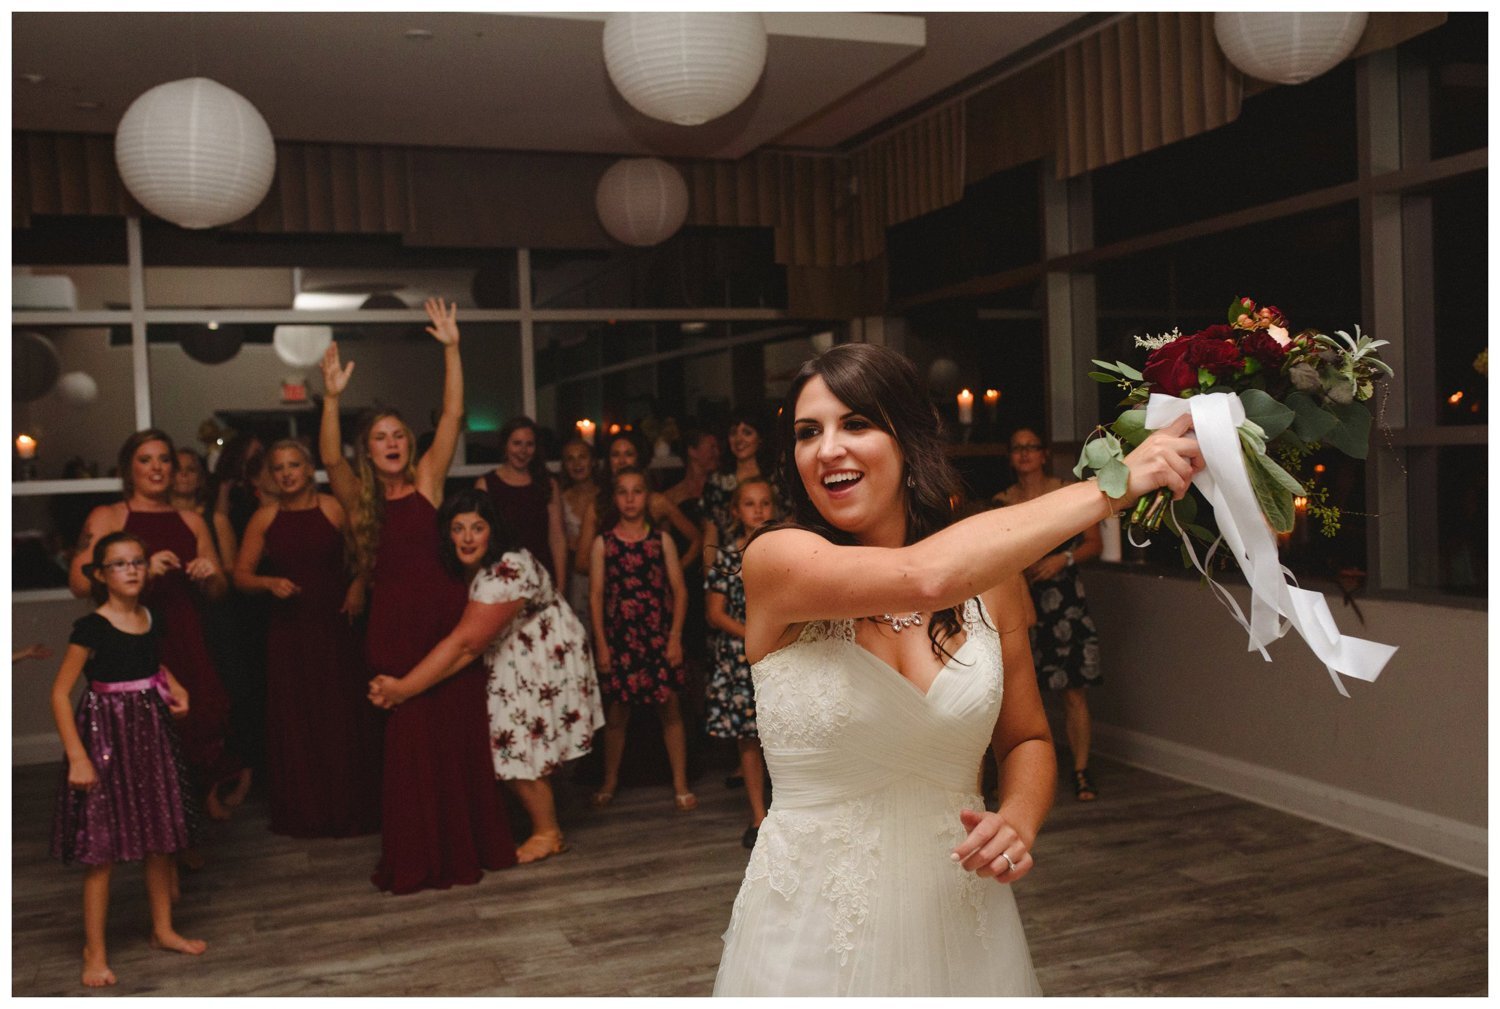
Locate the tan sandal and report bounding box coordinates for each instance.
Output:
[516,832,569,864]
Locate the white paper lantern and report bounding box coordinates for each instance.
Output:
[603,13,767,126]
[57,371,100,405]
[273,325,334,368]
[115,77,277,229]
[1214,12,1369,86]
[595,158,690,247]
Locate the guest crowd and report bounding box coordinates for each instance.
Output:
[43,300,1105,987]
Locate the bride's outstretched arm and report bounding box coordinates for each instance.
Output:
[744,415,1200,660]
[953,575,1054,883]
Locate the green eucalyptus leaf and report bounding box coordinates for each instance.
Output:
[1088,371,1119,384]
[1238,388,1295,440]
[1097,458,1130,499]
[1115,361,1144,381]
[1110,408,1149,447]
[1285,390,1339,443]
[1256,451,1307,496]
[1323,399,1373,459]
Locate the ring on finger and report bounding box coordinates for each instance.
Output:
[1000,852,1018,874]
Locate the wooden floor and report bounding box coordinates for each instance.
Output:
[11,753,1487,997]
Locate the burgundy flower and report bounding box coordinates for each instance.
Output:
[1182,325,1243,377]
[1240,329,1288,369]
[1143,335,1199,397]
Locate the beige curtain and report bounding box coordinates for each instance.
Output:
[1054,12,1243,179]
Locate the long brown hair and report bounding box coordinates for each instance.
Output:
[754,343,974,659]
[347,409,417,577]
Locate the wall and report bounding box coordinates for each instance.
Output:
[1083,566,1486,874]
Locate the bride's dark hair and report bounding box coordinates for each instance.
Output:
[752,342,974,659]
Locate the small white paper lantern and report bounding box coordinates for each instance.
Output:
[595,158,690,247]
[274,325,334,368]
[57,371,100,405]
[603,13,768,126]
[115,77,277,229]
[1214,12,1369,86]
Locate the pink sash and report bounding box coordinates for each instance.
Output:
[91,665,174,708]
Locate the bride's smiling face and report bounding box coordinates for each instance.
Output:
[792,375,906,546]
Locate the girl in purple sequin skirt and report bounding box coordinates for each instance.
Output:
[50,532,206,988]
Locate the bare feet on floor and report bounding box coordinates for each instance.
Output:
[81,947,115,988]
[222,769,252,810]
[150,930,207,956]
[516,831,569,864]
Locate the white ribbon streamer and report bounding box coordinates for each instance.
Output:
[1143,392,1397,696]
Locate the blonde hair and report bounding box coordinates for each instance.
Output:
[347,410,417,578]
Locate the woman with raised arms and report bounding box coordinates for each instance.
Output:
[712,343,1200,996]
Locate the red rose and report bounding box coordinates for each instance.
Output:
[1143,336,1199,397]
[1240,329,1287,369]
[1183,325,1244,376]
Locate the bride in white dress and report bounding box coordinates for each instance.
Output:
[713,343,1201,996]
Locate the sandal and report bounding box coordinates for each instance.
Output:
[1073,768,1098,802]
[516,832,570,864]
[674,792,698,812]
[590,790,615,809]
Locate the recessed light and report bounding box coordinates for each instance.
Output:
[404,29,434,41]
[17,73,45,85]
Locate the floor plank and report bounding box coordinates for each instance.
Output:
[11,755,1486,996]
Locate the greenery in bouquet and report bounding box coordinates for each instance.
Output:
[1077,297,1393,555]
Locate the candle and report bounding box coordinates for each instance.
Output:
[608,423,621,437]
[956,389,974,425]
[983,389,1000,408]
[15,434,36,460]
[575,419,596,446]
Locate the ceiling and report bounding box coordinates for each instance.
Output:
[12,11,1089,160]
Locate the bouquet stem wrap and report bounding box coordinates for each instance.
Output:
[1144,392,1397,696]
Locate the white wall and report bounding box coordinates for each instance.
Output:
[1081,566,1486,874]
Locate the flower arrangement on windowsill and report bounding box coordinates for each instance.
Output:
[1076,297,1393,553]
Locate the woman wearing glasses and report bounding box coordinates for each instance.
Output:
[993,428,1104,802]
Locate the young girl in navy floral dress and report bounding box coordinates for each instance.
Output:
[705,476,775,849]
[588,467,693,810]
[50,532,205,988]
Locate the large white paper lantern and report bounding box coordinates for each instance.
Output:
[603,13,767,126]
[273,325,334,368]
[1214,12,1369,86]
[115,77,277,229]
[57,371,100,405]
[595,158,690,247]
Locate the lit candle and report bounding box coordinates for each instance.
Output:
[15,434,36,460]
[983,388,1000,423]
[608,423,621,437]
[956,389,974,425]
[575,419,596,446]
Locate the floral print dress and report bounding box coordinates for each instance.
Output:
[472,550,604,779]
[704,541,756,739]
[1029,533,1103,692]
[600,529,685,706]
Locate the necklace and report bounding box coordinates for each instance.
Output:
[870,611,923,633]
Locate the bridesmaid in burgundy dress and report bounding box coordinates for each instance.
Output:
[233,439,380,837]
[477,416,568,593]
[69,430,241,825]
[319,297,516,894]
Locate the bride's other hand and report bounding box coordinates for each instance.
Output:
[952,808,1034,883]
[1119,413,1202,507]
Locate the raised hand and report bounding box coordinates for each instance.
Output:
[423,297,460,346]
[320,342,355,397]
[1120,413,1202,506]
[952,808,1033,884]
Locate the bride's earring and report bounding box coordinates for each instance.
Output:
[906,472,915,488]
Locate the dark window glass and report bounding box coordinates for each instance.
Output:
[1091,63,1358,246]
[1430,175,1487,427]
[1402,13,1487,161]
[530,229,784,310]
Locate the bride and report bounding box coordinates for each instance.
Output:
[713,343,1200,996]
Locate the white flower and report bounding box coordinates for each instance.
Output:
[1268,325,1290,346]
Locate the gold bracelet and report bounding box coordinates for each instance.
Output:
[1089,477,1127,519]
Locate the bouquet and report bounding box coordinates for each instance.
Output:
[1077,297,1393,544]
[1073,297,1399,696]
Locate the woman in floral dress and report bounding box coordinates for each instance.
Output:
[368,489,602,864]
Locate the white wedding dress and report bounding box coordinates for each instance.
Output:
[714,599,1042,997]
